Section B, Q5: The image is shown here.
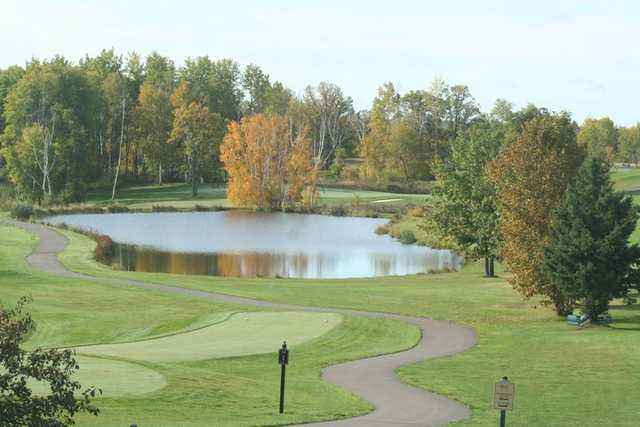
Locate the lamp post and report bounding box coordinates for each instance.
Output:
[278,341,289,415]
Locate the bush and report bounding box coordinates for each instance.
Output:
[93,234,115,263]
[328,205,347,217]
[398,229,417,244]
[194,204,211,212]
[106,204,130,213]
[375,224,389,235]
[152,205,178,212]
[11,204,33,220]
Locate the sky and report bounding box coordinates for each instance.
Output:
[1,0,639,125]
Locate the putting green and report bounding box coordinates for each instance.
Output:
[29,356,166,397]
[75,312,342,363]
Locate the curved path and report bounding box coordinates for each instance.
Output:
[8,220,476,427]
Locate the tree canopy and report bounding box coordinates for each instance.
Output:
[489,112,584,314]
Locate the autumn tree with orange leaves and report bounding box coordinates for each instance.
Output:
[489,113,584,315]
[220,114,315,210]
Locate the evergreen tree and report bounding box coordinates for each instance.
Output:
[543,157,640,318]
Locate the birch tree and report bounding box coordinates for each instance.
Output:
[303,82,353,169]
[221,114,314,210]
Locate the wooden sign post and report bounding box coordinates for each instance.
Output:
[494,376,515,427]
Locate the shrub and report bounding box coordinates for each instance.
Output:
[329,205,347,217]
[93,234,115,263]
[11,204,33,220]
[152,205,178,212]
[398,229,417,244]
[194,204,211,212]
[106,205,130,213]
[375,224,389,235]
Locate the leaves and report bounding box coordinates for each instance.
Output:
[543,158,640,317]
[0,297,100,426]
[220,114,314,210]
[489,113,584,313]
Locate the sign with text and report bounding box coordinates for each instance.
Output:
[494,378,515,411]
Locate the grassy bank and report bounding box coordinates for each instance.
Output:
[57,226,640,427]
[0,224,420,426]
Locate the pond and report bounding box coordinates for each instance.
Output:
[45,211,462,279]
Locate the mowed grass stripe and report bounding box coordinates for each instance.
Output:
[74,312,343,362]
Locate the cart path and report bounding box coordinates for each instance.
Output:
[8,220,476,427]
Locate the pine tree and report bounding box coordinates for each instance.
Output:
[543,157,640,318]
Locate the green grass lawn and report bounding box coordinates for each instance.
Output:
[0,224,420,426]
[57,226,640,427]
[75,312,343,362]
[612,167,640,192]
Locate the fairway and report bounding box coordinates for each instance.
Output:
[75,311,343,362]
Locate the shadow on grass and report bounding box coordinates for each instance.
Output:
[606,302,640,331]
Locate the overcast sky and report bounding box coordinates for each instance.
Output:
[2,0,639,125]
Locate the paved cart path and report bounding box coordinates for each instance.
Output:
[8,220,476,427]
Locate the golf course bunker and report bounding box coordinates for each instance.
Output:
[75,312,342,363]
[30,356,166,398]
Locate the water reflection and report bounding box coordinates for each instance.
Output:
[46,211,463,279]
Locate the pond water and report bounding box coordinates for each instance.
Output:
[45,211,462,279]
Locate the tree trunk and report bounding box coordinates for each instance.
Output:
[484,256,495,278]
[111,98,126,201]
[158,161,163,185]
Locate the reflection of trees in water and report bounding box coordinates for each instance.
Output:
[114,245,461,279]
[370,250,463,276]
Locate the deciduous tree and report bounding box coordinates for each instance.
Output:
[0,297,100,426]
[221,114,314,210]
[431,121,505,276]
[489,113,584,314]
[577,117,618,165]
[169,100,225,196]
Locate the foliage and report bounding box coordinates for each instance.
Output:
[543,158,640,318]
[430,120,504,275]
[221,114,315,210]
[169,96,226,196]
[10,203,34,220]
[359,79,479,182]
[489,112,584,314]
[617,125,640,165]
[1,60,99,202]
[0,297,100,426]
[398,229,417,244]
[577,117,618,165]
[93,235,115,263]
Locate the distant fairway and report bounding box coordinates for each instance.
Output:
[74,312,343,362]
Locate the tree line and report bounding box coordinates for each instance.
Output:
[2,50,638,206]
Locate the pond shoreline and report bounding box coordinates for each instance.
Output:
[42,211,462,279]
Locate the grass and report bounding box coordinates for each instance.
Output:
[75,312,343,363]
[0,224,420,426]
[86,182,426,211]
[7,169,640,425]
[611,167,640,192]
[56,227,640,427]
[30,356,168,398]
